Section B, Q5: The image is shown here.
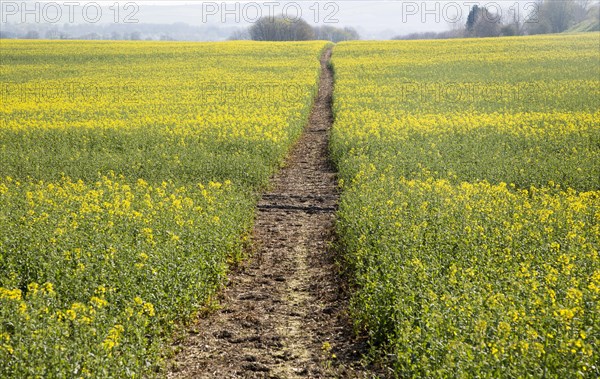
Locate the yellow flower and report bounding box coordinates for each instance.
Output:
[0,287,22,301]
[65,309,76,320]
[102,324,124,352]
[90,296,108,309]
[143,302,155,317]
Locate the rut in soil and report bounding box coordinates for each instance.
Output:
[168,47,373,379]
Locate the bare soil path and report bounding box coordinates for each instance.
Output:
[168,48,376,379]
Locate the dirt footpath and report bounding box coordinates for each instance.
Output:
[168,48,377,379]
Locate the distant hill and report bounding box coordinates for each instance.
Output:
[566,5,600,33]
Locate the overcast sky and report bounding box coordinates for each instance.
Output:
[2,1,543,39]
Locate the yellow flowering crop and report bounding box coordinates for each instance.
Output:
[331,34,600,377]
[0,40,329,377]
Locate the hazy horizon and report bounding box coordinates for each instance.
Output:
[0,0,551,40]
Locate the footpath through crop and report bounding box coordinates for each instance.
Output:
[169,48,375,378]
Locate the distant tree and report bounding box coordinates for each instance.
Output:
[466,5,501,37]
[249,15,315,41]
[393,31,438,40]
[392,29,464,40]
[0,31,17,39]
[45,29,60,39]
[526,0,591,34]
[466,5,483,32]
[573,0,592,22]
[500,24,518,36]
[228,28,250,40]
[543,0,575,32]
[25,30,40,39]
[314,25,359,42]
[501,2,526,36]
[81,33,101,40]
[343,27,360,40]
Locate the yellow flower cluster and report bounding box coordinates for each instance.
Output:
[331,34,600,192]
[1,40,327,187]
[102,324,124,352]
[332,33,600,377]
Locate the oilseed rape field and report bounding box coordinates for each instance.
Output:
[1,34,599,378]
[0,40,329,377]
[331,34,599,377]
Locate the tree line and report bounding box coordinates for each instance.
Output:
[229,16,359,42]
[395,0,599,40]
